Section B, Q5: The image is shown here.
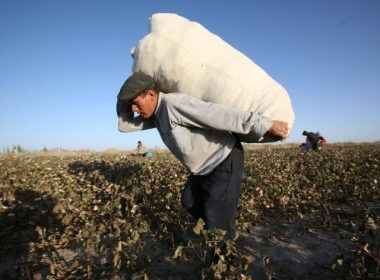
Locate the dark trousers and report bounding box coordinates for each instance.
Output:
[181,141,244,238]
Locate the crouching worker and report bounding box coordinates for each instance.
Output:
[301,130,324,152]
[137,140,153,158]
[116,72,288,239]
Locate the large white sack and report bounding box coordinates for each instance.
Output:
[131,13,295,143]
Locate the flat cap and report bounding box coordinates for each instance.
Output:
[118,72,155,102]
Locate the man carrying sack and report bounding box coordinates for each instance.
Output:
[116,72,288,239]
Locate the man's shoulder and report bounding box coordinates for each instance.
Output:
[161,92,187,101]
[160,92,190,107]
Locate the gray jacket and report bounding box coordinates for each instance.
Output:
[118,92,272,175]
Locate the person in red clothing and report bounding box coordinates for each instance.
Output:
[317,132,326,150]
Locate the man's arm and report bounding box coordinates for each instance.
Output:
[117,100,155,132]
[170,94,287,140]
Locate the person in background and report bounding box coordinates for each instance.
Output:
[136,140,153,158]
[116,72,288,239]
[301,130,324,152]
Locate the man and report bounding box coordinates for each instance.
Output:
[116,72,288,238]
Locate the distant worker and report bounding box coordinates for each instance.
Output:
[137,140,153,158]
[116,72,288,239]
[300,130,324,152]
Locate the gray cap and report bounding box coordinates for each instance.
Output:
[118,72,155,102]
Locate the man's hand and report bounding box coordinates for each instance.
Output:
[116,99,134,119]
[266,120,289,140]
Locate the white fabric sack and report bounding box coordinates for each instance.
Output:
[131,13,295,142]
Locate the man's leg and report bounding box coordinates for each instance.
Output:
[181,175,204,220]
[200,142,244,238]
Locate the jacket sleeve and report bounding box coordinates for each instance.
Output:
[117,100,155,132]
[171,95,273,138]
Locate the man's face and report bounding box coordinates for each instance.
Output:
[130,90,157,119]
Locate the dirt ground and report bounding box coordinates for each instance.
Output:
[0,204,378,280]
[238,221,354,279]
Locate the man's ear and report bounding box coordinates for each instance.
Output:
[146,89,158,99]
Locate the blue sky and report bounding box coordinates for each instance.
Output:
[1,0,379,151]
